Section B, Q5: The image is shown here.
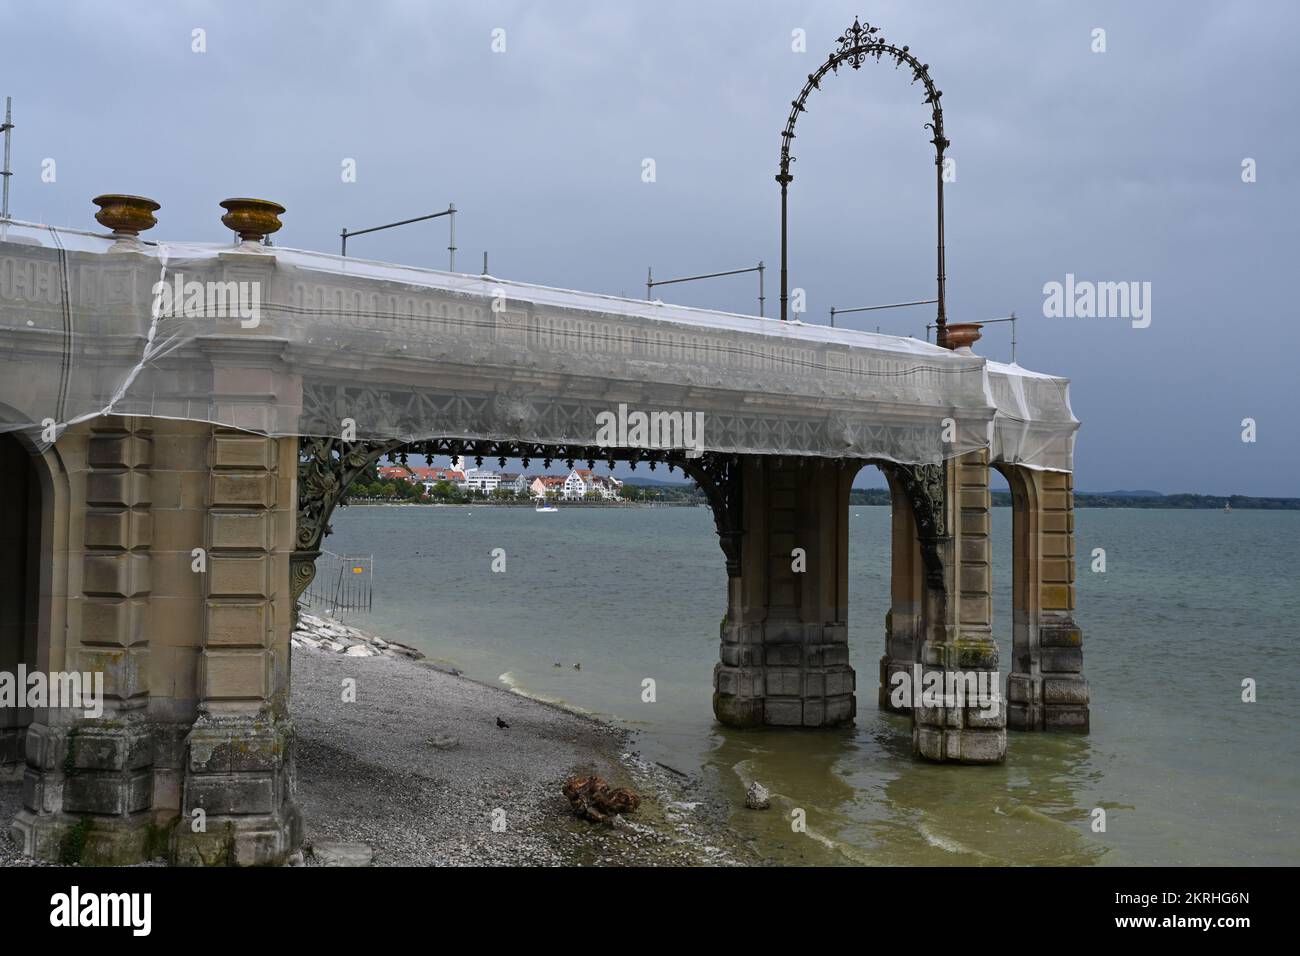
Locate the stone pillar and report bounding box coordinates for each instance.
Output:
[172,428,300,866]
[13,419,157,862]
[1004,467,1089,732]
[146,419,225,838]
[713,457,855,728]
[910,451,1006,763]
[879,468,923,713]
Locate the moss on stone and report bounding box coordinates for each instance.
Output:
[58,816,93,865]
[62,727,78,777]
[144,815,181,861]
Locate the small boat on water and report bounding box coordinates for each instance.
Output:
[535,498,558,513]
[1224,502,1232,513]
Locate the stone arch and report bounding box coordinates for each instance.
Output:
[291,437,749,608]
[990,462,1089,732]
[0,427,72,767]
[0,423,77,863]
[991,462,1041,698]
[869,463,926,713]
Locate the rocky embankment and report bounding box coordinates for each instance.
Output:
[292,611,425,660]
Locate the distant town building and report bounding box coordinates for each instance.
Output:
[530,475,565,499]
[561,468,622,500]
[461,468,501,494]
[376,464,464,492]
[562,468,593,500]
[498,472,529,495]
[589,474,623,499]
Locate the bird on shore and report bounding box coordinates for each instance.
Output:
[496,716,510,729]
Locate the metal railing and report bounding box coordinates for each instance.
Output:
[302,550,374,614]
[647,261,766,317]
[829,297,937,328]
[341,205,457,270]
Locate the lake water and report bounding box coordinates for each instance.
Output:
[320,504,1300,866]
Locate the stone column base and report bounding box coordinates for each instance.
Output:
[1008,621,1090,733]
[910,640,1006,764]
[878,611,921,714]
[8,721,163,864]
[714,622,855,728]
[10,810,159,864]
[879,656,913,714]
[171,716,301,866]
[1008,672,1090,732]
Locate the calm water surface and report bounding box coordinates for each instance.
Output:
[321,504,1300,866]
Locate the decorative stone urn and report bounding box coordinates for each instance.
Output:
[91,194,160,251]
[942,322,983,353]
[219,197,285,248]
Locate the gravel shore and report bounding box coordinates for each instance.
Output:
[293,639,760,866]
[0,764,37,867]
[1,616,762,867]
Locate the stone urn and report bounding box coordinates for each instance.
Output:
[219,197,285,247]
[942,322,983,352]
[91,194,160,250]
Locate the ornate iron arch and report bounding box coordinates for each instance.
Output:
[777,17,950,346]
[292,436,748,613]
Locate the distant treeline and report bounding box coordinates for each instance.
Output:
[619,481,706,503]
[847,489,1299,509]
[1069,493,1299,510]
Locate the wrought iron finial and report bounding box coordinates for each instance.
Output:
[836,17,883,69]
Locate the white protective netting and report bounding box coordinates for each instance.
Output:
[0,220,1075,470]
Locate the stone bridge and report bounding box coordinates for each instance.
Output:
[0,205,1086,864]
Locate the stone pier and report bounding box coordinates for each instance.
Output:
[906,450,1006,764]
[712,457,856,728]
[999,466,1089,732]
[5,419,301,865]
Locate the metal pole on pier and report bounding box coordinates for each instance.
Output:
[1,97,14,220]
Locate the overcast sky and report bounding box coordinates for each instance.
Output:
[3,0,1296,494]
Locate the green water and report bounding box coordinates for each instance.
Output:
[321,504,1300,866]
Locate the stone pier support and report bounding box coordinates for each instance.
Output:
[712,456,855,728]
[1000,466,1089,732]
[172,428,300,866]
[907,450,1007,764]
[8,417,302,864]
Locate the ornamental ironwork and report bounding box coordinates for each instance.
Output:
[292,437,751,607]
[777,17,950,345]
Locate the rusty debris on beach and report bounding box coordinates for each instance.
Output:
[562,775,641,824]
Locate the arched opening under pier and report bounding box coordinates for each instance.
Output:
[0,432,42,769]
